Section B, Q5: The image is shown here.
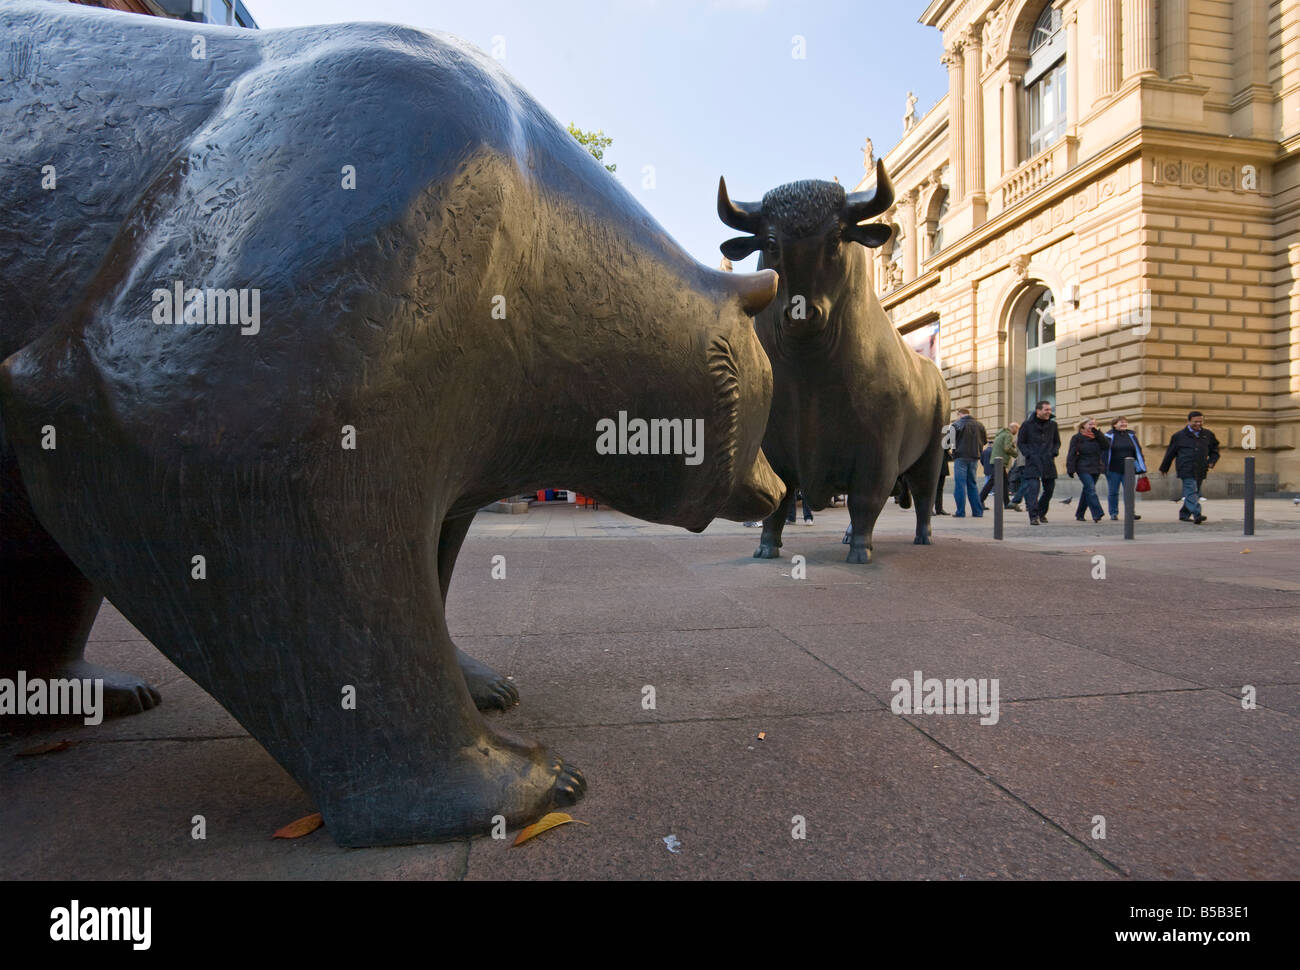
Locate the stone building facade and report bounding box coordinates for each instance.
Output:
[859,0,1296,496]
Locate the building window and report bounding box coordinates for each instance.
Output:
[889,227,904,264]
[886,224,905,286]
[1025,289,1057,413]
[1025,4,1067,157]
[930,190,949,256]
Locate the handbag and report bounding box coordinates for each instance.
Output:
[1135,475,1151,493]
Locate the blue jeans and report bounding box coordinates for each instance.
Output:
[1075,472,1103,520]
[1105,470,1132,517]
[1181,477,1201,517]
[952,458,982,516]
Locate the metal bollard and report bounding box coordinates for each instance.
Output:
[1123,457,1135,541]
[1244,455,1255,537]
[993,457,1004,541]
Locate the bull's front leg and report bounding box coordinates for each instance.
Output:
[902,435,946,546]
[846,469,896,564]
[754,483,796,558]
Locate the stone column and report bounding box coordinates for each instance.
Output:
[1095,0,1121,102]
[1234,0,1270,92]
[1065,8,1079,129]
[902,192,919,282]
[1002,76,1019,174]
[943,41,966,202]
[1122,0,1158,81]
[1161,0,1190,79]
[963,26,985,200]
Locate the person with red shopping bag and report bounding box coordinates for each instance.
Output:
[1102,416,1147,521]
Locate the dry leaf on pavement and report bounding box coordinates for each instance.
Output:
[15,740,75,757]
[273,812,324,839]
[512,812,587,846]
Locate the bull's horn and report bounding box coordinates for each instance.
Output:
[719,267,779,317]
[844,158,895,224]
[717,176,763,233]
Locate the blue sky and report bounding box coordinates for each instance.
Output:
[253,0,946,268]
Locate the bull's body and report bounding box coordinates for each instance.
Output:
[717,166,950,563]
[0,2,782,845]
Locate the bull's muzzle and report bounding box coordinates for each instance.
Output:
[718,448,785,522]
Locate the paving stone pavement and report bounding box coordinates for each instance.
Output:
[3,501,1297,880]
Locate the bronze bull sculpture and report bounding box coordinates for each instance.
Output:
[717,161,950,563]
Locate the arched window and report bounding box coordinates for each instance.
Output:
[930,190,949,256]
[1025,4,1067,157]
[889,225,905,269]
[1025,288,1057,413]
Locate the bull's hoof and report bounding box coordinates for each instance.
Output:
[914,534,931,545]
[457,649,519,711]
[846,545,873,564]
[753,544,782,559]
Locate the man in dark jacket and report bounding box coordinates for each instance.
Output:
[950,408,988,518]
[1016,400,1060,525]
[1158,410,1219,524]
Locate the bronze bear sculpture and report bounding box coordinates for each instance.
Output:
[0,2,783,845]
[717,161,951,563]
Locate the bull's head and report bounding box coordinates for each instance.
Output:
[717,159,894,336]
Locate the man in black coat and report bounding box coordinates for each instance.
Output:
[1158,410,1220,524]
[950,408,988,517]
[1016,400,1060,525]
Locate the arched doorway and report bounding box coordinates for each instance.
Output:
[1004,282,1058,422]
[1024,288,1057,414]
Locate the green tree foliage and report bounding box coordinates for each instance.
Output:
[566,123,616,173]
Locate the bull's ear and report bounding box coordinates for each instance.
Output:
[843,223,892,248]
[720,236,762,261]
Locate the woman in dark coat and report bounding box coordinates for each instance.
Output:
[1102,415,1146,520]
[1066,417,1106,523]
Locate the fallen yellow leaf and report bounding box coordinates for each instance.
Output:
[1241,549,1251,554]
[757,731,766,741]
[15,740,75,758]
[273,812,324,839]
[512,812,588,846]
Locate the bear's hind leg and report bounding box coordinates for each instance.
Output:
[1,441,159,721]
[437,511,519,711]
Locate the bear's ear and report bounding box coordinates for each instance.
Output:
[843,222,892,248]
[720,236,762,261]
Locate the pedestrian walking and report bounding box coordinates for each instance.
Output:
[981,421,1019,509]
[950,408,988,518]
[1016,400,1060,525]
[1102,416,1146,521]
[786,489,814,525]
[1006,454,1028,510]
[1066,418,1107,523]
[1158,410,1219,524]
[977,442,994,509]
[934,447,950,515]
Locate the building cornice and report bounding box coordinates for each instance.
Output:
[871,97,950,192]
[920,0,956,28]
[884,268,943,312]
[913,126,1281,280]
[922,0,999,31]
